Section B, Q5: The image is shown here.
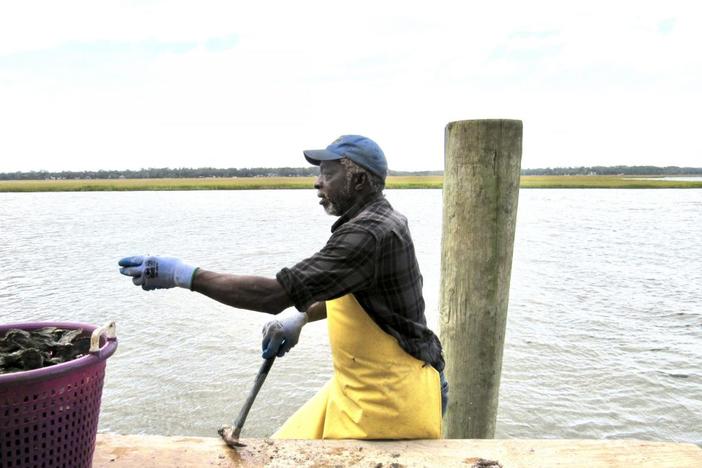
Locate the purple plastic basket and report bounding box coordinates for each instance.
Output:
[0,321,117,468]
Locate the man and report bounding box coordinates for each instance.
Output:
[118,135,447,439]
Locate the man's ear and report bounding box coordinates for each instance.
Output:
[353,172,368,191]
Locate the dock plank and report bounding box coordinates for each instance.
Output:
[93,434,702,467]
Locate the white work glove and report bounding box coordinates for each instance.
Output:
[261,309,308,358]
[118,255,197,291]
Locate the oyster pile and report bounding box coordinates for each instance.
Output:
[0,327,90,374]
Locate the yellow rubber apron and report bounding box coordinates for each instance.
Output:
[273,293,441,439]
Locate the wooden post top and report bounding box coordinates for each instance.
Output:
[93,434,702,467]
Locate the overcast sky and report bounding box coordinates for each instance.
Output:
[1,1,699,172]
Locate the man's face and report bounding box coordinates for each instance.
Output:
[315,160,355,216]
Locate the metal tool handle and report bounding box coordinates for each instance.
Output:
[233,357,276,432]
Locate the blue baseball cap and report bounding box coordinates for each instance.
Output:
[304,135,388,179]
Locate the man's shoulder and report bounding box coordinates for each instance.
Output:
[350,196,408,234]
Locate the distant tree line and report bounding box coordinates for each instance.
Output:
[0,167,443,180]
[0,167,320,181]
[0,165,699,180]
[521,166,702,176]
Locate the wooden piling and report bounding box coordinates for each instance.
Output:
[439,119,523,439]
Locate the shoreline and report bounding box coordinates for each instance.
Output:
[1,175,702,192]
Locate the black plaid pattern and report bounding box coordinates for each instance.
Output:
[277,195,445,371]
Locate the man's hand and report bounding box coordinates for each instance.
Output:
[261,309,308,358]
[118,255,197,291]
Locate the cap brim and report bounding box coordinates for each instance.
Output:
[303,149,342,166]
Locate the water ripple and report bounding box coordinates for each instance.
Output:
[1,189,700,444]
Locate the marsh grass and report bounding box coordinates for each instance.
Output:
[520,175,702,189]
[0,177,317,192]
[1,175,701,192]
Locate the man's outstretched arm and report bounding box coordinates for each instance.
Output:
[118,255,291,315]
[192,269,291,314]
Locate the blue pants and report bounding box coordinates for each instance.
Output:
[440,371,449,416]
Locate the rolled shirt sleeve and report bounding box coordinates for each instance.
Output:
[276,225,377,312]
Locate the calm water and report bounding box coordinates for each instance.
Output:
[0,189,700,444]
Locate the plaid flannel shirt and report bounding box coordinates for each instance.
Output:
[276,194,445,372]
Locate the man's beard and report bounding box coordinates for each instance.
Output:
[323,186,355,216]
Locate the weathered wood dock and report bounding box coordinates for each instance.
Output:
[93,434,702,467]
